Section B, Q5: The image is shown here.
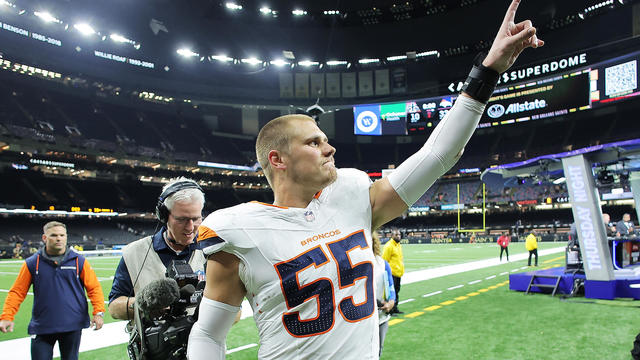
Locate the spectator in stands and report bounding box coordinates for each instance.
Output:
[0,221,105,360]
[372,231,396,356]
[525,228,538,266]
[108,177,210,321]
[12,243,22,259]
[616,213,635,237]
[383,229,405,315]
[497,232,510,262]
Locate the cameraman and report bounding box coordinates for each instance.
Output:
[108,178,207,321]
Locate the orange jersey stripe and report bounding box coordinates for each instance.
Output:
[197,225,219,242]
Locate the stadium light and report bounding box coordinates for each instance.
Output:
[211,54,234,62]
[270,59,289,67]
[74,23,96,36]
[225,2,242,11]
[326,60,348,66]
[34,11,62,24]
[358,58,379,64]
[417,50,440,58]
[259,6,273,15]
[241,57,262,65]
[177,48,199,57]
[110,33,134,44]
[292,9,307,16]
[387,55,407,61]
[298,60,319,67]
[0,0,16,8]
[323,10,340,15]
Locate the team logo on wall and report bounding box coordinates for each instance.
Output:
[356,111,379,133]
[353,104,382,135]
[487,104,505,119]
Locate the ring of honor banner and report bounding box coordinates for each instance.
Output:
[375,69,390,96]
[326,73,341,98]
[295,73,309,98]
[279,73,294,98]
[358,71,373,97]
[342,72,357,98]
[310,73,325,98]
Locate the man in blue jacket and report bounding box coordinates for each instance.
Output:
[0,221,105,360]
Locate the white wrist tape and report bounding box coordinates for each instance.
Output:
[187,297,241,360]
[387,95,485,206]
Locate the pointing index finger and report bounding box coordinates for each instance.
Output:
[500,0,521,31]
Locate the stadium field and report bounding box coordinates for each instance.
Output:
[1,242,637,359]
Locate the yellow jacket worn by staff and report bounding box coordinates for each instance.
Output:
[525,233,538,251]
[382,239,404,277]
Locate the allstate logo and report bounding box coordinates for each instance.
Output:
[356,111,379,133]
[487,104,505,119]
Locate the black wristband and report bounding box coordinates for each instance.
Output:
[460,63,500,103]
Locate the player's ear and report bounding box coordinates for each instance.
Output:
[268,149,287,170]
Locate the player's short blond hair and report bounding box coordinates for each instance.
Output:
[43,221,66,233]
[256,114,315,186]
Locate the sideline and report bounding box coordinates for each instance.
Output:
[0,247,564,357]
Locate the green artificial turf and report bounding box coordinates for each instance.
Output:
[1,242,637,359]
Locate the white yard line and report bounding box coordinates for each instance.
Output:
[423,290,443,298]
[398,299,415,305]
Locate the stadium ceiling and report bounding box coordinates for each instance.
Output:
[6,0,633,68]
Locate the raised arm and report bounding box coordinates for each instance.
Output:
[370,0,543,229]
[188,251,246,360]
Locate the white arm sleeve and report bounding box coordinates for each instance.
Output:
[387,95,486,206]
[187,297,241,360]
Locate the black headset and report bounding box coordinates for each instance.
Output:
[155,181,204,225]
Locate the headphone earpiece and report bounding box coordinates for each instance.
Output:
[155,181,204,225]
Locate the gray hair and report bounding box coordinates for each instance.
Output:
[162,177,205,211]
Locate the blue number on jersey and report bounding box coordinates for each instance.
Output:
[275,230,374,337]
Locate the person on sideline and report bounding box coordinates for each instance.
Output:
[0,221,105,360]
[383,229,405,315]
[189,1,544,358]
[525,228,538,266]
[372,232,396,356]
[497,232,511,262]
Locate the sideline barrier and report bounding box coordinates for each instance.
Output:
[78,249,123,257]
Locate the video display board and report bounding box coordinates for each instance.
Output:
[352,49,640,136]
[353,96,454,136]
[479,70,591,127]
[591,51,640,106]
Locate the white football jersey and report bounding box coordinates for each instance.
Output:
[198,168,379,359]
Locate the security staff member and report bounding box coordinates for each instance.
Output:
[0,221,105,360]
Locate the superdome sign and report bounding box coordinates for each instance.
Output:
[498,53,587,85]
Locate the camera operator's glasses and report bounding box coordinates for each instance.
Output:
[170,215,203,225]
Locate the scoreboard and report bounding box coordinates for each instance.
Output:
[352,49,640,136]
[353,95,454,136]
